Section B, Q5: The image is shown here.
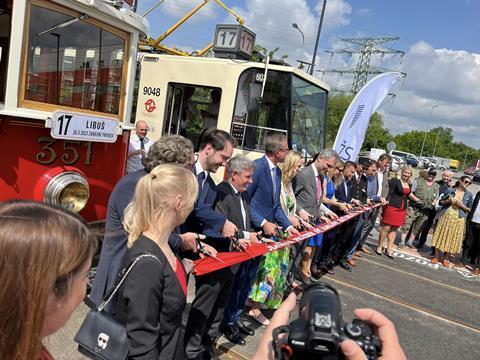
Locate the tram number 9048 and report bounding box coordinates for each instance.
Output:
[143,86,161,97]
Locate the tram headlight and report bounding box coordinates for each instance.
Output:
[43,171,90,213]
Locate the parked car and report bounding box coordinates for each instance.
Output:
[465,166,477,176]
[473,170,480,183]
[390,155,406,172]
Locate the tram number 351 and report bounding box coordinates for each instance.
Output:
[35,137,93,165]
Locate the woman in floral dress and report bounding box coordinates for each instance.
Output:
[431,176,473,267]
[248,151,304,325]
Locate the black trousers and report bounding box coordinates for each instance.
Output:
[461,221,480,269]
[358,207,381,248]
[184,266,237,360]
[331,218,358,261]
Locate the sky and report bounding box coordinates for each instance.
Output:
[136,0,480,150]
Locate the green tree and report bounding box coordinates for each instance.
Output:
[326,94,392,149]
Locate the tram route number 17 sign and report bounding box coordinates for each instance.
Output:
[50,111,119,143]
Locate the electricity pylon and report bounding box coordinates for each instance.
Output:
[323,36,405,93]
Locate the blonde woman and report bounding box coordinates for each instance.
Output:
[377,166,421,258]
[248,151,304,324]
[0,200,97,360]
[115,164,197,359]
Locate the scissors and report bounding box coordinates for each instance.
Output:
[231,231,255,259]
[195,234,224,263]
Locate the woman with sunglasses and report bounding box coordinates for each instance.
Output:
[431,176,473,267]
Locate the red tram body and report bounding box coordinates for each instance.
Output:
[0,0,148,222]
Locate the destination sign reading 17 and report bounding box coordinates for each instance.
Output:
[51,111,119,143]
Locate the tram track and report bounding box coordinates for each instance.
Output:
[324,275,480,334]
[358,256,480,299]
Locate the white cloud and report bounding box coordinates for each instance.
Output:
[228,0,353,66]
[378,41,480,147]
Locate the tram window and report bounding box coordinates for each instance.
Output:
[290,75,327,157]
[232,69,289,151]
[0,0,12,102]
[164,83,222,148]
[22,3,127,116]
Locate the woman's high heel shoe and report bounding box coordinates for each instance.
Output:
[383,248,394,259]
[375,248,383,256]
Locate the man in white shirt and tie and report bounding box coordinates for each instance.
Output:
[126,120,152,174]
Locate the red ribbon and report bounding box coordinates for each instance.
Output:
[193,203,381,276]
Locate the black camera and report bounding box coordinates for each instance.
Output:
[272,283,381,360]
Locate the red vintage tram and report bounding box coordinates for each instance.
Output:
[0,0,147,222]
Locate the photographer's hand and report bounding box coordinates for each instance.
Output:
[252,292,297,360]
[340,308,406,360]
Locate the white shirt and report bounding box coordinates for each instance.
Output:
[195,161,209,188]
[377,169,386,197]
[311,163,333,216]
[472,202,480,224]
[228,181,250,240]
[127,133,152,174]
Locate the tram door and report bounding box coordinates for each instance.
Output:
[164,83,222,148]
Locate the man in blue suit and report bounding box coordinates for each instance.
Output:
[184,128,237,360]
[221,132,299,341]
[90,135,208,310]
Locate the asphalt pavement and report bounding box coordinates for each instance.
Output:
[47,172,480,360]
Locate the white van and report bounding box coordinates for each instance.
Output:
[389,150,419,167]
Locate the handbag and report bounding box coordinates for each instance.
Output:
[74,254,161,360]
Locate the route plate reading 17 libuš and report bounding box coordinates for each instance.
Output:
[50,111,119,143]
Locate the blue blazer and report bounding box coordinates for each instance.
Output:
[335,179,352,203]
[247,156,290,230]
[182,171,226,234]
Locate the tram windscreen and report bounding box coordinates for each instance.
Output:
[232,69,327,156]
[291,75,327,157]
[24,4,126,115]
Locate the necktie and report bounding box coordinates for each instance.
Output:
[271,167,277,199]
[197,171,205,196]
[316,175,322,203]
[140,138,145,160]
[237,192,247,230]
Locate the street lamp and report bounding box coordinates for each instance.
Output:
[419,104,439,157]
[292,23,305,47]
[310,0,327,75]
[432,128,440,157]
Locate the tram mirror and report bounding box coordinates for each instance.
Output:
[247,82,262,112]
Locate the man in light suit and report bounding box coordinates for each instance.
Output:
[222,133,299,335]
[293,149,338,282]
[357,153,391,251]
[183,129,236,360]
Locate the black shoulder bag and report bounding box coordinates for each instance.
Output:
[74,253,161,360]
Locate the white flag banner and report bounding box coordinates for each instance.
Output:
[333,72,403,161]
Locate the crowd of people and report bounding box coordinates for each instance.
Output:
[7,124,480,359]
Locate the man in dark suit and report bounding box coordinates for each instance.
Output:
[358,153,391,252]
[293,149,338,282]
[222,133,299,336]
[185,156,257,358]
[461,190,480,275]
[90,135,208,310]
[331,161,364,270]
[183,129,237,360]
[345,160,371,263]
